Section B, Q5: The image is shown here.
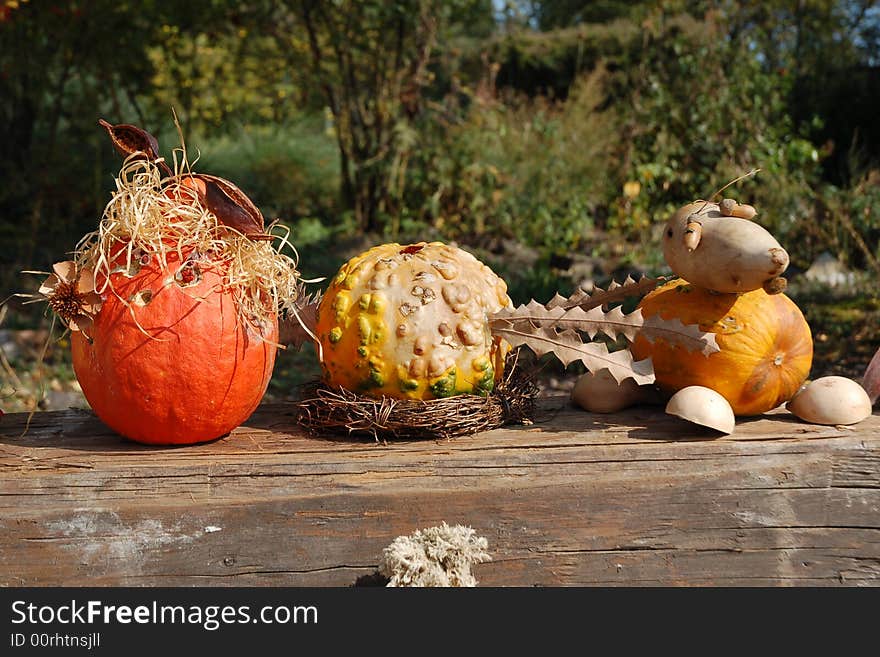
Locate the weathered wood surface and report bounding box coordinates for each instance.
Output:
[1,397,878,587]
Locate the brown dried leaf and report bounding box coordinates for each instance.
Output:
[640,315,719,356]
[51,260,77,283]
[38,275,60,297]
[863,347,880,405]
[491,298,718,354]
[279,290,322,350]
[546,275,664,311]
[194,174,270,241]
[493,302,640,341]
[76,268,96,295]
[492,320,655,384]
[67,314,94,335]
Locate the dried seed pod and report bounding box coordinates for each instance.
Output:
[98,119,171,176]
[181,174,271,241]
[38,261,103,336]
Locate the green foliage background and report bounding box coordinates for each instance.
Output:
[1,0,879,408]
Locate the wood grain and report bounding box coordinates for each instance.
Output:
[1,398,878,586]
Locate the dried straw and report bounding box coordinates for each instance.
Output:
[294,354,538,441]
[75,145,302,332]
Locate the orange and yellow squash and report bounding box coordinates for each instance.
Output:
[631,279,812,416]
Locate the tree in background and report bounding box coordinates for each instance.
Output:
[0,0,877,295]
[271,1,435,234]
[0,1,163,294]
[0,0,238,298]
[725,0,880,182]
[519,0,646,29]
[516,0,880,182]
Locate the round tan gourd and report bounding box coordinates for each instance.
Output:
[316,242,511,400]
[666,385,736,434]
[786,376,872,425]
[570,369,648,413]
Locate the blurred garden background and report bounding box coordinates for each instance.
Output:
[1,0,879,412]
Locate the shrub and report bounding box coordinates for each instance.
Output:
[189,117,341,224]
[402,66,615,254]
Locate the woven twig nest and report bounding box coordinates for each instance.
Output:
[294,355,537,441]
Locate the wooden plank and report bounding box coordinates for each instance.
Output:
[1,398,878,586]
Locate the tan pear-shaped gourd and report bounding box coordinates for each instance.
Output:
[663,201,788,293]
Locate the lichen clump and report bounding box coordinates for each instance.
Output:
[378,523,491,587]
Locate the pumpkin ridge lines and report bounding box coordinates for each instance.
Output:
[632,278,812,416]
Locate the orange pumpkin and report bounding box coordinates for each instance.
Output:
[630,279,812,416]
[71,248,277,444]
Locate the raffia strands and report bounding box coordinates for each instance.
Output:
[74,154,302,330]
[294,355,538,441]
